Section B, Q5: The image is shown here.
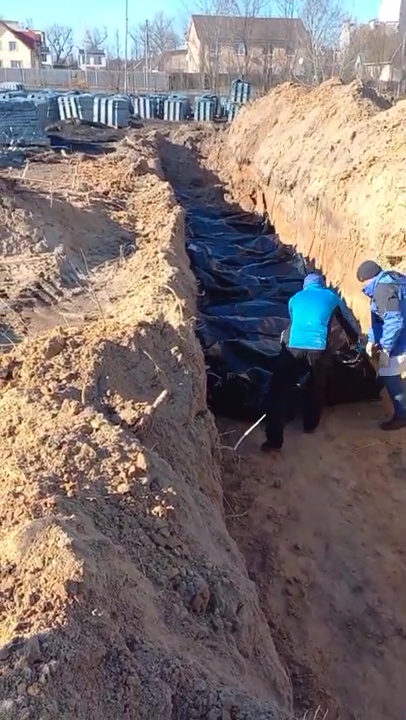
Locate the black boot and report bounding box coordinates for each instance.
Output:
[261,441,281,453]
[380,417,406,431]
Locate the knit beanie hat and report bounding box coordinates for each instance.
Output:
[356,260,382,282]
[303,272,325,289]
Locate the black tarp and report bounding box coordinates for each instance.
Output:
[185,201,382,420]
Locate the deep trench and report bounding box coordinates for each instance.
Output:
[158,135,396,716]
[160,135,381,426]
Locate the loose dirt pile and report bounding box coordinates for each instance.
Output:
[0,135,292,719]
[0,138,148,343]
[203,79,406,327]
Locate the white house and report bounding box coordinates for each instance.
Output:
[78,47,107,69]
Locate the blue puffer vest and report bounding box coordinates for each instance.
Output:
[288,274,344,351]
[363,270,406,356]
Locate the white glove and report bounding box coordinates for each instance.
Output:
[378,349,391,369]
[366,341,375,358]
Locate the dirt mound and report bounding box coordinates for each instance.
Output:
[0,134,162,341]
[0,136,292,719]
[204,79,406,327]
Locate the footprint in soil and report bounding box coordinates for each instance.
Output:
[388,447,406,481]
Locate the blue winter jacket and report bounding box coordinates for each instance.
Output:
[286,274,358,351]
[363,270,406,356]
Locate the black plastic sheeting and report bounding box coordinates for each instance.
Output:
[185,199,382,421]
[48,134,116,155]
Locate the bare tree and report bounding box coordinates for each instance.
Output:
[276,0,304,81]
[337,21,365,80]
[338,23,404,83]
[150,11,181,54]
[192,0,235,13]
[277,0,298,17]
[46,24,74,66]
[107,29,123,91]
[189,0,276,88]
[84,26,108,50]
[229,0,273,77]
[129,11,181,70]
[231,0,272,15]
[195,4,233,90]
[298,0,346,83]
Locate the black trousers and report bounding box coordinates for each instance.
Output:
[264,345,330,450]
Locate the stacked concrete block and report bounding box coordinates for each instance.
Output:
[0,97,49,146]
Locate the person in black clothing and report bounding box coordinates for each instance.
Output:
[262,272,359,452]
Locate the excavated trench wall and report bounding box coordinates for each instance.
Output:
[210,80,406,329]
[0,135,293,720]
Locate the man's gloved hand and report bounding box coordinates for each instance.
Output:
[378,349,391,369]
[366,341,378,358]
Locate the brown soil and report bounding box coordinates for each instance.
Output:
[0,134,291,719]
[202,79,406,328]
[180,79,406,719]
[1,81,406,720]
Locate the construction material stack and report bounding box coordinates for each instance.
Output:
[0,96,49,146]
[57,94,130,128]
[132,95,157,120]
[163,97,190,122]
[194,95,216,122]
[228,78,252,122]
[92,96,130,127]
[0,81,25,91]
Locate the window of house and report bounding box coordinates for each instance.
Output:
[10,60,22,68]
[9,41,17,51]
[262,43,273,56]
[92,55,103,65]
[234,42,246,56]
[209,42,220,55]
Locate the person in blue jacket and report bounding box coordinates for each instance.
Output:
[356,260,406,430]
[262,272,359,452]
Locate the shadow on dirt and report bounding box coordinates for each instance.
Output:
[0,178,136,351]
[158,133,381,421]
[158,132,236,209]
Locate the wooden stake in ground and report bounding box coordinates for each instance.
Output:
[233,414,266,451]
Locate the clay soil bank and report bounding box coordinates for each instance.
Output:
[183,79,406,720]
[0,133,292,720]
[206,79,406,329]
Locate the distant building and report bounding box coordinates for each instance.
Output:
[0,20,51,69]
[378,0,406,34]
[340,20,406,84]
[78,47,107,69]
[186,14,308,77]
[155,49,188,73]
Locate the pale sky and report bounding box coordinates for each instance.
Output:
[5,0,381,46]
